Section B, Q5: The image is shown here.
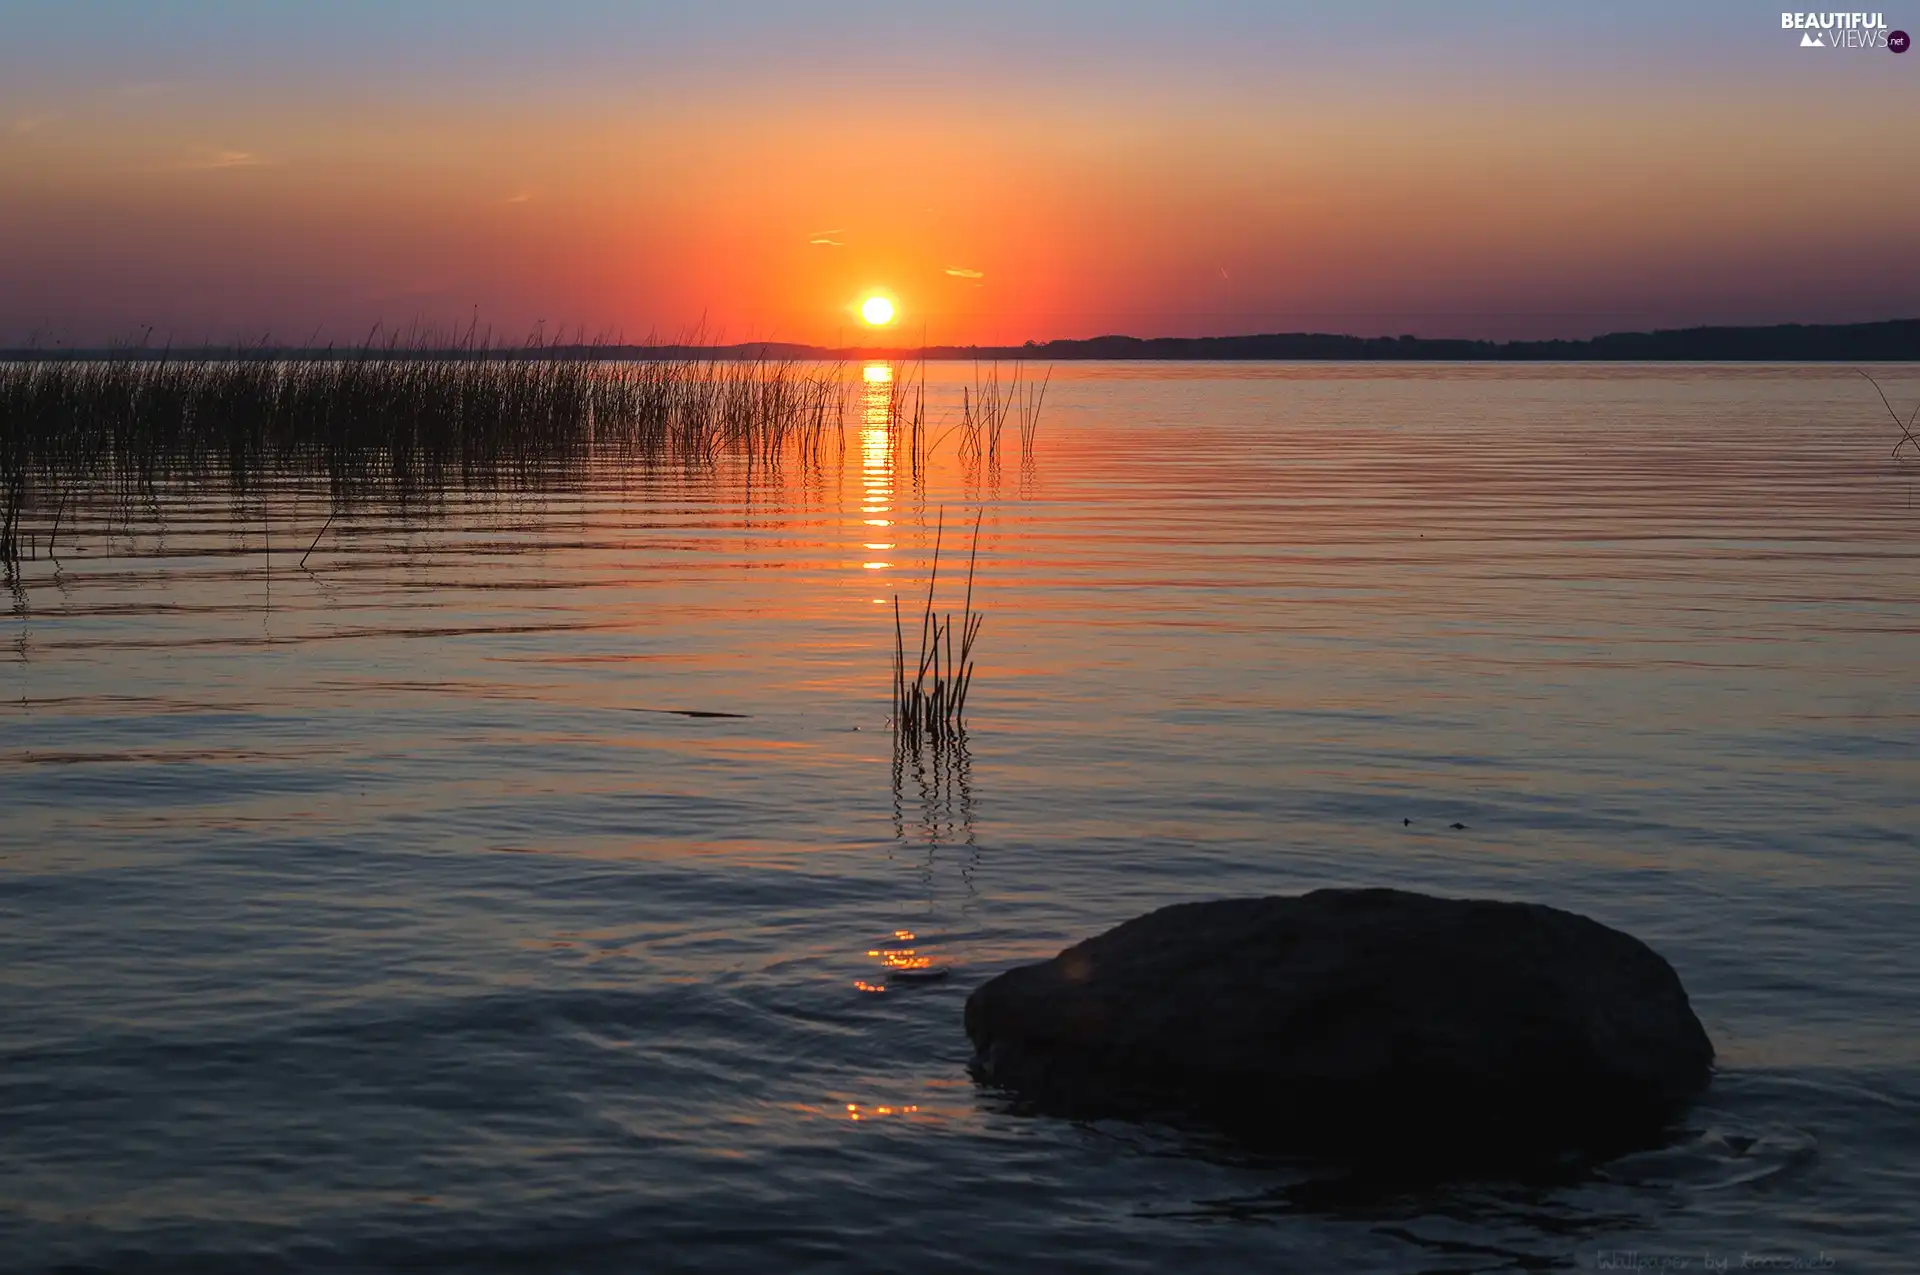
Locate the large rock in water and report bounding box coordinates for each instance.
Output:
[965,889,1713,1162]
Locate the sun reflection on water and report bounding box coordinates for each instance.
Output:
[854,926,950,993]
[844,1103,920,1122]
[858,361,896,579]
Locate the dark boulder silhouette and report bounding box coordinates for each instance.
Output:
[964,889,1713,1164]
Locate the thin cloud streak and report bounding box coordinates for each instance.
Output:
[182,148,271,170]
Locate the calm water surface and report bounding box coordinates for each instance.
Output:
[2,363,1916,1272]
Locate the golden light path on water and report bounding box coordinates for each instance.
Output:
[860,363,895,586]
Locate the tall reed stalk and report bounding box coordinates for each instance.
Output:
[1017,364,1051,458]
[892,509,984,750]
[1859,369,1920,463]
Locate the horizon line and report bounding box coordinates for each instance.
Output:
[6,318,1919,362]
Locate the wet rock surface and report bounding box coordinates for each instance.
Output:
[965,889,1714,1163]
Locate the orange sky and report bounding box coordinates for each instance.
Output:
[3,3,1917,345]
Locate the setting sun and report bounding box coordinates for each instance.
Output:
[860,296,895,326]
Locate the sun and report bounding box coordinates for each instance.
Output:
[860,295,895,326]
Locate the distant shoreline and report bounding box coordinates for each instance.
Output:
[7,319,1918,363]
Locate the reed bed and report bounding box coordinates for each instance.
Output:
[0,344,848,562]
[959,360,1050,465]
[892,510,984,750]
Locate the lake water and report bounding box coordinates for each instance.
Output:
[2,363,1916,1272]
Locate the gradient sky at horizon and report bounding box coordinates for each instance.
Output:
[2,0,1916,345]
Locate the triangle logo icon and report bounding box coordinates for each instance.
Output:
[1799,31,1824,46]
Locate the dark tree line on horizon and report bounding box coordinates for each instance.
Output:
[4,318,1918,364]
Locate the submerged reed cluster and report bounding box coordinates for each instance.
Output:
[892,510,984,750]
[0,345,847,562]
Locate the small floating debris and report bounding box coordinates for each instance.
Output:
[630,708,752,719]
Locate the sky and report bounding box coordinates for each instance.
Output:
[1,1,1916,346]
